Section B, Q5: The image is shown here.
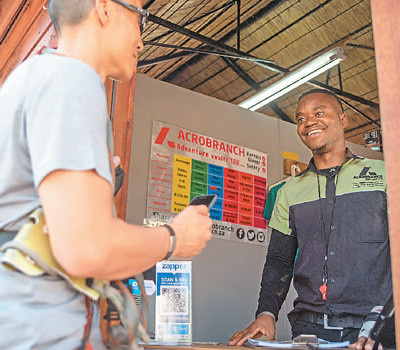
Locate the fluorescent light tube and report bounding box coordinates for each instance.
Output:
[238,47,346,111]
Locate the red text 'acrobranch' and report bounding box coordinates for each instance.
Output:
[178,131,245,157]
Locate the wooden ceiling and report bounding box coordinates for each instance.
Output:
[139,0,380,148]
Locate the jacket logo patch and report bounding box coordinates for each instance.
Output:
[353,167,383,188]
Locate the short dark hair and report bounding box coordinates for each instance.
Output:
[298,89,344,113]
[48,0,96,35]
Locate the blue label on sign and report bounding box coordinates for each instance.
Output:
[208,164,224,177]
[169,324,189,335]
[212,198,223,210]
[156,273,189,294]
[207,185,223,198]
[210,208,223,221]
[208,174,224,187]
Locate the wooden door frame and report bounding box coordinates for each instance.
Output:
[371,0,400,344]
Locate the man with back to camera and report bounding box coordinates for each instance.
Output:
[228,89,392,350]
[0,0,213,348]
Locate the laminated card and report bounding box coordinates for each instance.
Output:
[156,261,192,343]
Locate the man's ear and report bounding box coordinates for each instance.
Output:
[340,113,348,129]
[95,0,110,26]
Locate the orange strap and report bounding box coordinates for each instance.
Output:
[108,148,116,186]
[75,297,94,350]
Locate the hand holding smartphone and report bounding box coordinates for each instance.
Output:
[189,194,217,211]
[168,195,215,259]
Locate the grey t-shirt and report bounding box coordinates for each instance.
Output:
[0,52,113,231]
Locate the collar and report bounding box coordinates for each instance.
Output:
[37,46,55,55]
[299,148,361,177]
[37,46,64,57]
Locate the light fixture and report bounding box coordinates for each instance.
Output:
[238,47,346,111]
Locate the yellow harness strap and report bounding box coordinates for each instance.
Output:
[1,208,100,300]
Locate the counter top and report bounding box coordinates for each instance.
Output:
[143,342,348,350]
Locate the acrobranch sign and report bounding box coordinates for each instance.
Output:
[146,120,269,246]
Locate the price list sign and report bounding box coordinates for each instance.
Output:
[146,121,269,246]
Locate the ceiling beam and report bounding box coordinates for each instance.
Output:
[308,80,379,110]
[211,0,291,49]
[345,120,379,134]
[268,102,292,123]
[236,0,241,50]
[147,13,286,73]
[143,41,278,65]
[346,43,374,51]
[222,57,261,91]
[161,0,291,82]
[148,0,237,43]
[148,0,241,78]
[138,51,194,68]
[337,64,343,91]
[325,68,332,85]
[340,99,380,127]
[143,0,157,10]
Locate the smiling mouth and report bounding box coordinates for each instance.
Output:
[306,130,324,137]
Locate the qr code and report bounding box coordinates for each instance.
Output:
[160,286,189,315]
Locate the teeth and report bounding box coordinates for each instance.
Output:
[308,130,322,136]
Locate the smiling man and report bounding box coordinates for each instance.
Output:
[0,0,213,349]
[229,89,392,350]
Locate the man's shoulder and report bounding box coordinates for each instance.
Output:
[24,54,105,105]
[272,171,315,209]
[281,169,313,190]
[35,54,101,82]
[346,155,385,173]
[6,53,89,74]
[3,54,102,94]
[356,156,384,166]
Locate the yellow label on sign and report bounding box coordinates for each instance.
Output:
[172,155,192,213]
[282,151,299,161]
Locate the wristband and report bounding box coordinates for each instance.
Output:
[257,311,276,322]
[162,224,176,260]
[358,305,383,339]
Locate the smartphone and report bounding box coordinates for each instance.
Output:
[189,194,217,210]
